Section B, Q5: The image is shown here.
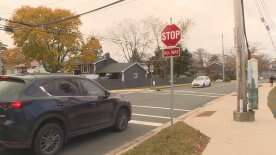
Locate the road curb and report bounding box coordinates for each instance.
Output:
[105,92,234,155]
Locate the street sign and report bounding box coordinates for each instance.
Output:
[161,24,182,46]
[163,47,181,57]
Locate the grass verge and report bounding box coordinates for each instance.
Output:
[268,87,276,118]
[123,122,209,155]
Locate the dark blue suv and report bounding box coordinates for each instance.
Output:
[0,75,131,155]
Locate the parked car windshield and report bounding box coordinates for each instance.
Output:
[0,80,25,101]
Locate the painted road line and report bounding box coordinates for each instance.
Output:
[194,84,231,92]
[133,113,171,119]
[139,90,223,97]
[129,120,163,127]
[132,105,191,112]
[116,90,155,95]
[150,92,220,98]
[166,90,227,96]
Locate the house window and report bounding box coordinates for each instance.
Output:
[105,73,120,79]
[81,64,90,73]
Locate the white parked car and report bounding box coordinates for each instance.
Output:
[192,76,211,88]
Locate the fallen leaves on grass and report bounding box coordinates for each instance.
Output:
[124,122,210,155]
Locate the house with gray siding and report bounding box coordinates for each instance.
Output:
[75,53,117,74]
[75,53,148,84]
[96,63,147,82]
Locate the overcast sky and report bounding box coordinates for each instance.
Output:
[1,0,276,61]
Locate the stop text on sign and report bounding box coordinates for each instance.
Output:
[161,24,182,47]
[161,31,181,41]
[163,47,181,57]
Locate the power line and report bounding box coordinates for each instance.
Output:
[0,24,124,44]
[0,17,34,27]
[0,0,136,43]
[258,0,275,28]
[39,0,128,27]
[1,0,130,29]
[0,23,28,32]
[254,0,276,52]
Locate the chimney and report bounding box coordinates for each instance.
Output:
[104,53,110,59]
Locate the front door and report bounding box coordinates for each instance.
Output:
[78,79,115,126]
[47,78,93,131]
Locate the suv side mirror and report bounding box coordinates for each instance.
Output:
[99,91,110,100]
[105,91,110,98]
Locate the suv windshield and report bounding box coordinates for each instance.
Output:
[0,80,25,101]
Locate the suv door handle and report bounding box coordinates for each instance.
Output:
[88,102,97,106]
[57,104,65,107]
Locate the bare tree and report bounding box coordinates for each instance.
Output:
[249,46,271,72]
[254,53,271,72]
[109,19,152,62]
[192,48,210,69]
[143,17,164,48]
[109,17,192,63]
[177,18,192,45]
[224,52,236,80]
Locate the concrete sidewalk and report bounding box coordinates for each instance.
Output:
[185,83,275,155]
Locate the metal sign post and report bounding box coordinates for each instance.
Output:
[170,18,174,126]
[149,65,154,89]
[170,55,174,126]
[161,18,182,126]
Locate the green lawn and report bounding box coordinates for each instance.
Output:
[124,122,209,155]
[268,87,276,118]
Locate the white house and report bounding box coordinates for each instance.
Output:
[10,60,48,74]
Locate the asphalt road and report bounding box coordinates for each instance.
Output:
[1,82,236,155]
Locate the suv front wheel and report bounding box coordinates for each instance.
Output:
[32,123,64,155]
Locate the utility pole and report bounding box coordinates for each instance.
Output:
[233,0,255,121]
[221,33,225,81]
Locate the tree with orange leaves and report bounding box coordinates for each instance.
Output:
[7,6,81,73]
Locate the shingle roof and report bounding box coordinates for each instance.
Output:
[96,63,135,73]
[75,56,117,65]
[94,56,105,63]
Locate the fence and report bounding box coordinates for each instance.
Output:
[96,77,193,90]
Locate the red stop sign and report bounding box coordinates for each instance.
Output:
[161,24,181,46]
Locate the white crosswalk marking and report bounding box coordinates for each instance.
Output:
[129,120,162,127]
[154,92,220,98]
[133,113,171,119]
[132,105,191,112]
